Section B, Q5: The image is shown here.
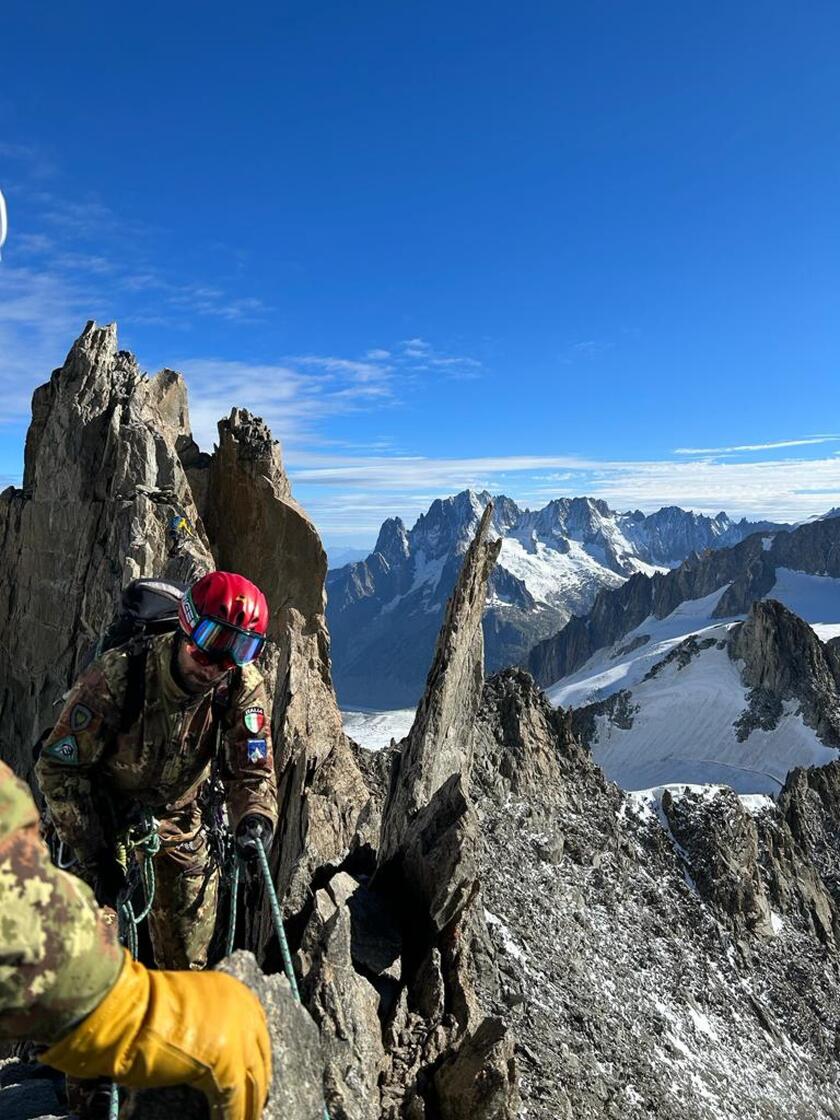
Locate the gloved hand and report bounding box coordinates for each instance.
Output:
[42,950,271,1120]
[235,814,274,862]
[90,849,128,908]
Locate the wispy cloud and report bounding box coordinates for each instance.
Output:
[394,337,483,378]
[289,448,840,540]
[178,357,402,449]
[561,339,614,364]
[0,178,276,423]
[674,435,840,455]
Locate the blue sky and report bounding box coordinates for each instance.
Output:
[2,1,840,553]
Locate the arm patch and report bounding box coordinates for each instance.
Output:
[246,739,268,764]
[41,736,80,766]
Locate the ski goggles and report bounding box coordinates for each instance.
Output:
[188,616,266,667]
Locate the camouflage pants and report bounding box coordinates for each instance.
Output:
[144,799,220,971]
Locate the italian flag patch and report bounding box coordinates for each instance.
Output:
[244,706,265,734]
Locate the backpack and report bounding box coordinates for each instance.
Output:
[95,578,189,732]
[97,578,187,656]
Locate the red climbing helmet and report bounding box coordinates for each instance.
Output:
[179,571,269,666]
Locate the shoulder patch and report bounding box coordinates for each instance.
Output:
[244,706,265,734]
[246,738,268,764]
[43,735,80,765]
[69,704,93,732]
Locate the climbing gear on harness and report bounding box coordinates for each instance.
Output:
[179,571,268,667]
[235,814,274,862]
[112,810,162,961]
[42,950,272,1120]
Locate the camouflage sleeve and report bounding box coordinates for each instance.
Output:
[0,761,123,1043]
[222,665,278,832]
[34,656,125,871]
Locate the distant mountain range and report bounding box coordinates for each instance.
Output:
[538,514,840,793]
[326,489,782,709]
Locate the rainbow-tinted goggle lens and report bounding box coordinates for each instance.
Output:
[190,617,265,666]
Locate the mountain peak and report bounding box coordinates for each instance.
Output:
[374,516,410,566]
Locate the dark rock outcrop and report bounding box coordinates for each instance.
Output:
[471,670,840,1119]
[729,599,840,745]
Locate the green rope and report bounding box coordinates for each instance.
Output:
[253,840,330,1120]
[254,839,300,1000]
[111,820,160,1118]
[225,851,240,957]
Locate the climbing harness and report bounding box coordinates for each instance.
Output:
[114,812,162,959]
[109,811,161,1119]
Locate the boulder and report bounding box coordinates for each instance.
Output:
[125,951,325,1120]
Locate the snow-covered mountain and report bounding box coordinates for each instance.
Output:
[539,515,840,793]
[327,489,781,709]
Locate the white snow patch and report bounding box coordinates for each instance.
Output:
[484,908,527,962]
[498,536,625,608]
[687,1006,717,1038]
[341,707,416,750]
[768,568,840,633]
[771,910,785,934]
[589,642,835,793]
[547,584,736,709]
[737,793,776,815]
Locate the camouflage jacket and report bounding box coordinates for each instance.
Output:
[35,633,278,870]
[0,760,123,1042]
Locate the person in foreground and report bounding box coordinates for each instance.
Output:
[0,757,271,1119]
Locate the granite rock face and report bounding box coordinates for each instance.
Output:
[0,322,212,781]
[298,505,518,1120]
[195,407,369,932]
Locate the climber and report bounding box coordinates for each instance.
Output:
[0,757,271,1118]
[34,570,279,1115]
[36,569,278,969]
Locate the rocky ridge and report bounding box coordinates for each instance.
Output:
[0,325,515,1120]
[470,670,840,1119]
